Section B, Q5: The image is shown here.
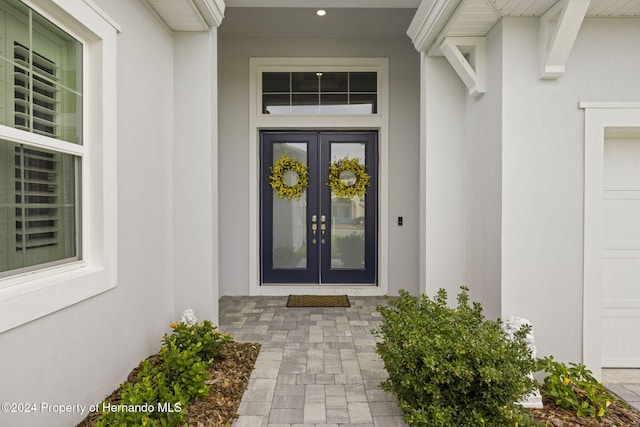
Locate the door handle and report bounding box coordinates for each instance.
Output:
[312,223,317,244]
[320,215,326,243]
[311,215,318,244]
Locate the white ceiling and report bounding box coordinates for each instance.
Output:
[222,0,640,16]
[224,0,421,8]
[145,0,640,33]
[218,7,418,39]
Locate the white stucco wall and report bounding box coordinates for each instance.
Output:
[0,1,177,426]
[462,21,504,320]
[422,54,467,301]
[173,31,220,325]
[422,16,640,365]
[218,37,421,296]
[422,22,503,320]
[499,17,640,363]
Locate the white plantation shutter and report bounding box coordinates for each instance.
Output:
[11,41,74,265]
[13,145,75,267]
[0,1,79,275]
[13,42,60,137]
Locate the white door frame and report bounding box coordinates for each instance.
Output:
[248,57,389,296]
[582,102,640,378]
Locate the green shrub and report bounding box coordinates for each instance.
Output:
[537,356,616,418]
[164,320,233,361]
[96,320,232,427]
[376,287,538,427]
[159,339,211,401]
[96,358,187,427]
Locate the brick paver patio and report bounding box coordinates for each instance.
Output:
[219,295,407,427]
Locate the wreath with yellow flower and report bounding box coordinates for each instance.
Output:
[270,152,309,200]
[328,157,370,198]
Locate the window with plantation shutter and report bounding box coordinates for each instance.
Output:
[13,145,75,263]
[13,42,59,137]
[0,0,81,276]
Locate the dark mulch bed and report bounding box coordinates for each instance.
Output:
[76,342,260,427]
[77,342,640,426]
[530,393,640,426]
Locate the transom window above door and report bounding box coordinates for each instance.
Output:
[261,71,377,115]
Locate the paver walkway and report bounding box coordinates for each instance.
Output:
[603,370,640,411]
[219,295,407,427]
[219,296,640,426]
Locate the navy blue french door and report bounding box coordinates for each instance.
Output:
[261,131,377,284]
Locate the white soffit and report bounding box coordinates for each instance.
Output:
[491,0,640,17]
[437,0,500,44]
[146,0,225,31]
[410,0,640,55]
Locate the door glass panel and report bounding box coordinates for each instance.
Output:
[330,143,366,270]
[272,143,307,269]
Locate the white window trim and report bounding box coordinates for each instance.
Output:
[0,0,119,333]
[581,101,640,378]
[248,57,389,297]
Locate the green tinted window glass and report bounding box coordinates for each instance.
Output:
[0,138,78,274]
[0,0,83,144]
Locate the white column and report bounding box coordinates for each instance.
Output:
[419,51,428,294]
[173,26,221,325]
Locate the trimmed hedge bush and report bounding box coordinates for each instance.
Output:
[376,287,538,427]
[95,320,232,427]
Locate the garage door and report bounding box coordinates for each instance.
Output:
[602,137,640,367]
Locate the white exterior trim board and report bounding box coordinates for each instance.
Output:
[582,102,640,378]
[248,57,390,297]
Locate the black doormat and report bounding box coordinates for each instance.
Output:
[286,295,350,308]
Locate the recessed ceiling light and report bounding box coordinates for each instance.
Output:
[316,9,327,16]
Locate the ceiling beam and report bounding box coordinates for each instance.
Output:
[539,0,590,79]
